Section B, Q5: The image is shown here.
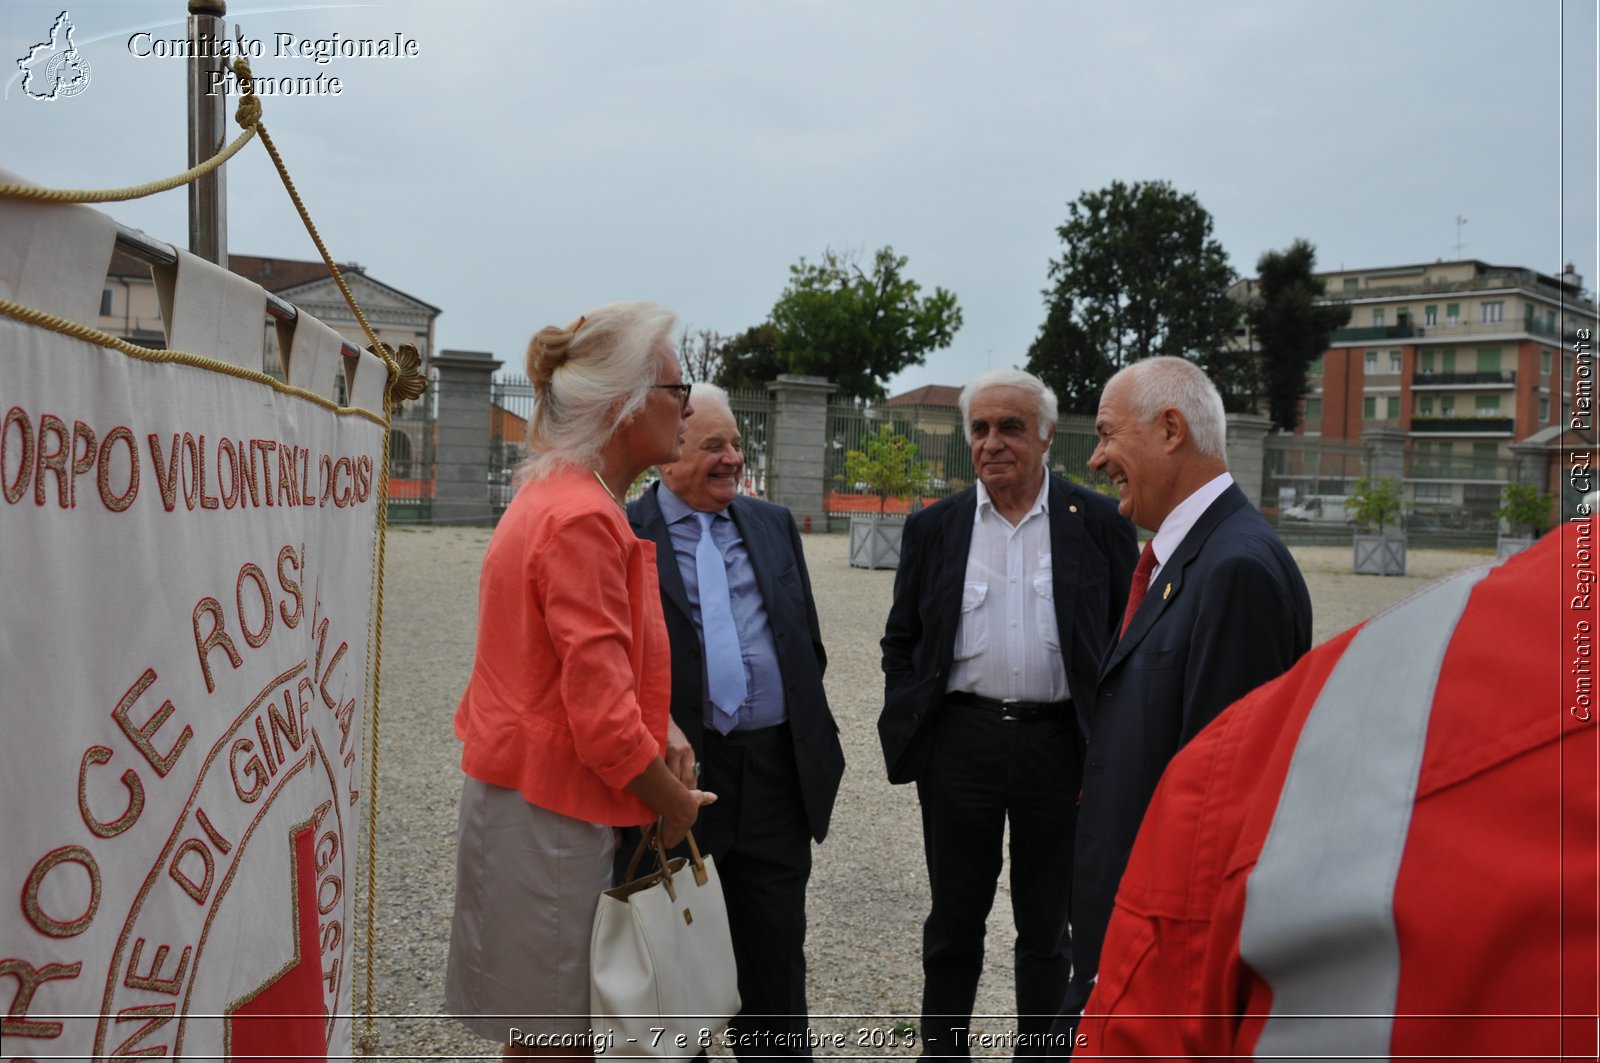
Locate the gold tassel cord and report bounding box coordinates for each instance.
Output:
[0,125,257,204]
[1,50,419,1057]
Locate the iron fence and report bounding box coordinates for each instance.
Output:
[486,380,775,516]
[1262,433,1508,544]
[386,399,436,523]
[822,402,1103,529]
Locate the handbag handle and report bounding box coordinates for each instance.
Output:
[621,821,710,891]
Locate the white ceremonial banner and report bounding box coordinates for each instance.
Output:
[0,241,383,1057]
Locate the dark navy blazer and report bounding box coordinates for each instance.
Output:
[877,474,1138,785]
[629,484,845,842]
[1067,481,1313,1011]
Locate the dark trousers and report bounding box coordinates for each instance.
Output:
[915,703,1081,1060]
[619,723,814,1063]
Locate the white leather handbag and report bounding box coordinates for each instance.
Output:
[591,824,740,1060]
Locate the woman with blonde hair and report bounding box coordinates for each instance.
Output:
[445,301,714,1058]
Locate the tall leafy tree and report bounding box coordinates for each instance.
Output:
[712,323,785,391]
[1026,180,1241,413]
[770,246,962,402]
[1248,239,1351,431]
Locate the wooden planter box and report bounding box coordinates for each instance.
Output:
[849,515,905,570]
[1353,532,1407,576]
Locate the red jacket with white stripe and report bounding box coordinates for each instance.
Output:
[1078,523,1599,1059]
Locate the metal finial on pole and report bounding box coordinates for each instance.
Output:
[187,0,228,264]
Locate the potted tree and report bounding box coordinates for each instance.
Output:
[1347,475,1406,576]
[1495,481,1553,559]
[845,426,930,569]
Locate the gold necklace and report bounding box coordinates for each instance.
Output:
[592,469,624,510]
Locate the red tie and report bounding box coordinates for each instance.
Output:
[1120,541,1158,637]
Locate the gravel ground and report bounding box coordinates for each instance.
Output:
[355,525,1493,1060]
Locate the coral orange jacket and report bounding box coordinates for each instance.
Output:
[455,468,669,826]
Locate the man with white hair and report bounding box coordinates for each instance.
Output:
[628,383,844,1063]
[879,369,1138,1058]
[1052,355,1312,1042]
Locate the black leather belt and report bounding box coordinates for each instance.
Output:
[946,691,1071,721]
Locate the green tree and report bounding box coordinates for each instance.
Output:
[771,246,962,402]
[1248,240,1352,431]
[1026,180,1241,413]
[712,323,785,391]
[843,425,930,512]
[1496,481,1554,536]
[1347,475,1404,535]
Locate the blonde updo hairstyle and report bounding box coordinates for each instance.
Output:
[516,301,678,485]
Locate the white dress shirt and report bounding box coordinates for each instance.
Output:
[1148,471,1235,583]
[946,472,1071,703]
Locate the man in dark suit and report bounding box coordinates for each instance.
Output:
[1054,355,1313,1042]
[879,370,1138,1059]
[628,383,845,1063]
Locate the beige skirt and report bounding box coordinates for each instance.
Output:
[445,776,617,1043]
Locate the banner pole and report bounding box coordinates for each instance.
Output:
[186,0,228,264]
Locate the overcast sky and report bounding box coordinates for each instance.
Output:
[4,0,1596,397]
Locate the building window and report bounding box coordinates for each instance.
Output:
[1309,355,1324,374]
[1446,303,1461,326]
[1440,396,1456,417]
[1441,349,1457,373]
[1387,396,1400,419]
[1419,350,1435,373]
[1481,301,1504,324]
[1475,395,1499,415]
[99,289,113,316]
[1541,396,1551,422]
[1419,397,1435,416]
[1546,310,1558,334]
[1372,308,1386,327]
[1476,348,1501,373]
[1465,484,1502,507]
[1365,351,1378,372]
[1389,350,1403,373]
[1304,398,1322,425]
[1542,348,1553,375]
[1424,305,1438,326]
[1364,396,1377,418]
[1415,483,1453,504]
[1343,278,1360,292]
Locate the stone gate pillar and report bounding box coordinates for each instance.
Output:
[432,348,501,526]
[766,374,837,530]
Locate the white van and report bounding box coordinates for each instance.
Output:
[1282,495,1354,523]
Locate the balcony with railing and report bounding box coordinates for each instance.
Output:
[1411,369,1516,388]
[1331,322,1420,343]
[1409,417,1515,435]
[1407,461,1512,482]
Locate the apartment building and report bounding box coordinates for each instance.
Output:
[1239,258,1597,524]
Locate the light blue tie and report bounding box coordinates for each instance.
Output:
[696,511,746,733]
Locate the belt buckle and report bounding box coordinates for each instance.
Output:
[999,698,1022,722]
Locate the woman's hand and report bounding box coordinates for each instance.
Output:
[624,758,716,849]
[659,788,716,849]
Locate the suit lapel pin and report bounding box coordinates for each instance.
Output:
[1162,583,1172,600]
[1068,504,1078,513]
